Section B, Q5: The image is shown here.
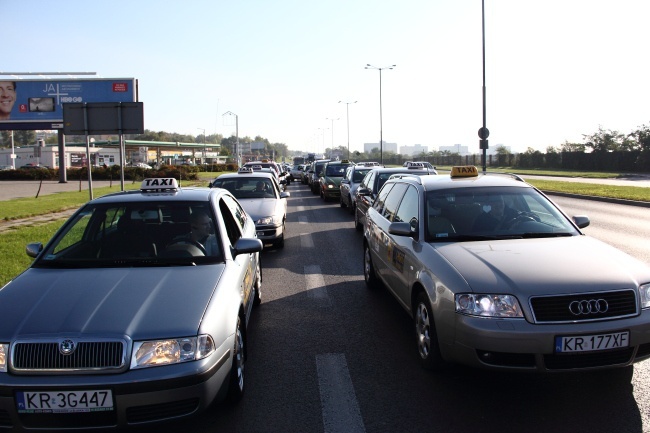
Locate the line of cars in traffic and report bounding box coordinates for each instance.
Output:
[2,159,650,430]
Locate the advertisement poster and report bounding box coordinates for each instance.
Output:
[0,78,135,128]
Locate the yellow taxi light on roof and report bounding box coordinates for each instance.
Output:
[141,178,179,191]
[450,166,479,177]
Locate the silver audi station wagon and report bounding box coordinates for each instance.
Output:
[0,178,263,430]
[363,167,650,372]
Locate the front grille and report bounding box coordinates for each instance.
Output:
[126,398,199,424]
[11,340,126,372]
[530,290,637,323]
[544,347,634,370]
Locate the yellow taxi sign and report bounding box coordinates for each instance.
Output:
[450,166,479,177]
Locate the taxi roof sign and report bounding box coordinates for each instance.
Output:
[140,178,179,191]
[450,166,479,177]
[238,167,254,173]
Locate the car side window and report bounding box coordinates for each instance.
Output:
[393,185,419,227]
[381,183,408,221]
[372,183,395,216]
[219,196,244,245]
[362,171,375,190]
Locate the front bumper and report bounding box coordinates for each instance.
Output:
[255,224,283,243]
[443,309,650,371]
[0,340,234,430]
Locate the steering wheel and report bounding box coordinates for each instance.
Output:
[501,212,540,229]
[165,240,207,256]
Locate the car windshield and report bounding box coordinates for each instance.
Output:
[212,177,277,199]
[33,201,224,268]
[425,187,580,242]
[325,165,348,177]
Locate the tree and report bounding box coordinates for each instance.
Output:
[560,140,585,152]
[583,126,634,152]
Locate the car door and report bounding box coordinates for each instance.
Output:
[367,182,398,285]
[386,184,420,307]
[375,183,409,296]
[356,171,376,224]
[219,195,256,318]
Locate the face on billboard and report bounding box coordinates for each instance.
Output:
[0,81,16,120]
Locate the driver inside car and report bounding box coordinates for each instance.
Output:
[188,210,218,255]
[472,194,518,231]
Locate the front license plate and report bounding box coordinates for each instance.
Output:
[16,390,113,413]
[555,331,630,353]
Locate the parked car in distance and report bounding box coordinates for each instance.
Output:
[0,178,264,430]
[210,167,289,248]
[362,166,650,372]
[340,164,373,214]
[354,166,436,230]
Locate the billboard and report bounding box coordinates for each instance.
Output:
[0,78,136,130]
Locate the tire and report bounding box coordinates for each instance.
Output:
[348,198,355,215]
[354,207,363,231]
[363,243,379,289]
[414,292,445,371]
[227,316,246,403]
[340,196,346,208]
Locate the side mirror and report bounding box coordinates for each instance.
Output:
[26,242,43,258]
[572,215,590,229]
[232,238,263,257]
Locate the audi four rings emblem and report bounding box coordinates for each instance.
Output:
[569,299,609,315]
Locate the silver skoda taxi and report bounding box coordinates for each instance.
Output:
[363,167,650,372]
[0,178,263,430]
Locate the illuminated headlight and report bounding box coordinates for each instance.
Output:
[640,283,650,309]
[130,335,215,369]
[455,294,523,318]
[0,344,7,372]
[256,216,275,225]
[327,184,335,189]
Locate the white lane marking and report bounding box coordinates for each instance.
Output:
[301,233,314,248]
[304,264,330,306]
[316,353,366,433]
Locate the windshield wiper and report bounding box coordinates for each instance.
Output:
[519,232,574,238]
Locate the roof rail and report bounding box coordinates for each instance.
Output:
[483,172,526,182]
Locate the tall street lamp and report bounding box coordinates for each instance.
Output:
[478,0,489,173]
[365,64,395,166]
[325,117,339,156]
[338,100,357,160]
[197,128,206,164]
[223,111,239,166]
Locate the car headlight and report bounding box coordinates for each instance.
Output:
[256,216,275,225]
[0,344,7,372]
[130,335,215,369]
[455,294,523,318]
[327,183,335,189]
[640,283,650,309]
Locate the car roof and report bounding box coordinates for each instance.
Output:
[389,170,532,191]
[90,186,221,205]
[215,171,276,180]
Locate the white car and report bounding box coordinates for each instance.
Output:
[210,168,289,248]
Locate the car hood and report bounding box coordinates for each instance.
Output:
[433,236,650,295]
[0,265,225,340]
[238,198,281,220]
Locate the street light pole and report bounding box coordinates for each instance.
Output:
[326,117,339,157]
[365,64,395,166]
[223,111,239,166]
[338,100,357,160]
[478,0,489,173]
[197,128,206,164]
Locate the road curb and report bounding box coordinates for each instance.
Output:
[543,191,650,208]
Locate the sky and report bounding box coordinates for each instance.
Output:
[4,0,650,155]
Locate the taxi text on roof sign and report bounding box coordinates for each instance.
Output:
[141,178,179,190]
[450,166,479,177]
